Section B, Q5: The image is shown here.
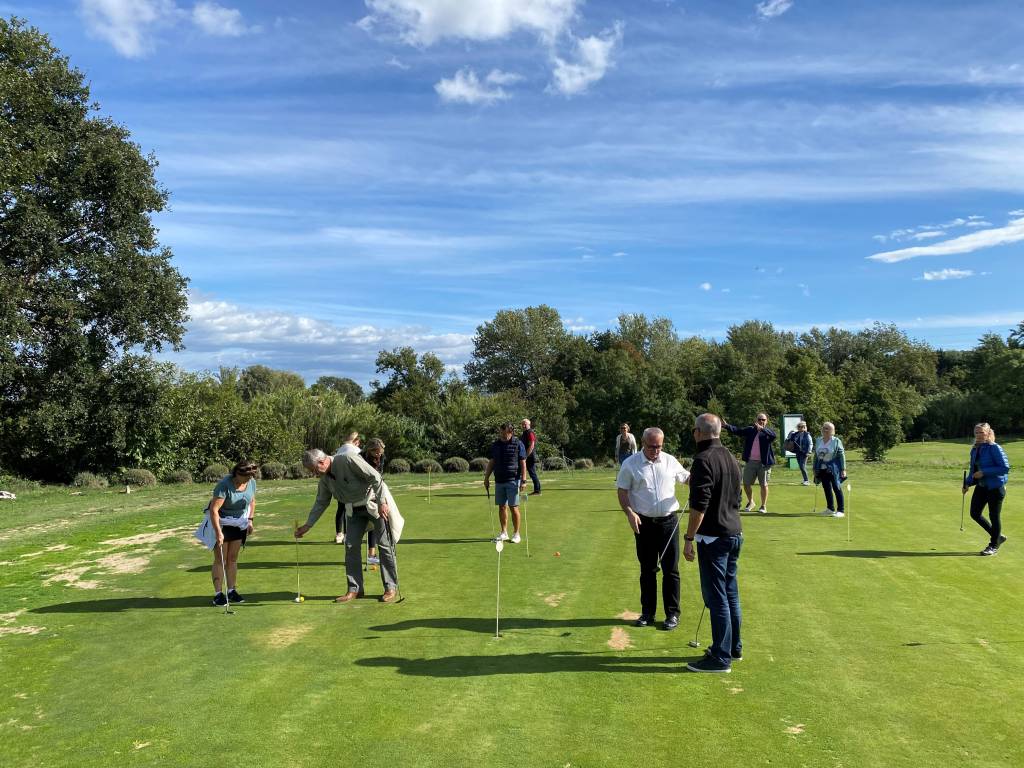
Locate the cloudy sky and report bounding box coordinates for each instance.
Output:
[14,1,1024,385]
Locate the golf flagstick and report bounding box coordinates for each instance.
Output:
[381,511,404,603]
[427,467,431,504]
[485,486,496,536]
[219,543,233,615]
[522,488,530,557]
[846,482,852,542]
[292,520,303,603]
[960,471,967,532]
[495,538,504,638]
[812,477,819,514]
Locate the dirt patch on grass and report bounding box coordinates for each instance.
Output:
[1,610,25,624]
[0,626,44,636]
[266,625,313,649]
[43,566,101,590]
[607,627,634,650]
[96,552,151,574]
[616,610,640,621]
[539,592,566,607]
[19,545,70,559]
[101,527,190,548]
[783,723,805,735]
[727,686,743,695]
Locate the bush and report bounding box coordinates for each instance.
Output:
[443,457,470,473]
[573,458,594,470]
[543,456,568,471]
[162,470,192,484]
[202,463,229,483]
[260,461,288,480]
[469,457,489,472]
[72,471,108,489]
[601,458,617,469]
[121,468,157,487]
[387,458,410,474]
[414,459,443,474]
[287,462,312,479]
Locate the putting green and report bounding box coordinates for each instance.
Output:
[1,441,1021,767]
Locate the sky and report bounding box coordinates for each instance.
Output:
[12,0,1024,386]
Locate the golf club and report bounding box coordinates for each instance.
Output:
[218,543,234,615]
[812,477,819,515]
[687,605,706,648]
[656,512,682,573]
[960,470,967,532]
[495,538,504,638]
[381,511,404,603]
[485,486,496,536]
[292,520,304,603]
[521,487,530,557]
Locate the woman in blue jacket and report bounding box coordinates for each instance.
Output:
[813,422,847,517]
[963,423,1011,556]
[786,421,814,485]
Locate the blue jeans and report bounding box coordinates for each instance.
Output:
[696,535,743,665]
[796,451,809,482]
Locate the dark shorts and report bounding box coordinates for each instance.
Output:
[222,525,248,544]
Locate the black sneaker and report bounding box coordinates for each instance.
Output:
[662,614,679,631]
[227,589,245,604]
[997,534,1007,547]
[980,545,998,556]
[634,615,654,627]
[705,648,743,662]
[213,592,227,606]
[686,656,731,673]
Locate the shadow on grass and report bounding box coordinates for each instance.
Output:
[246,540,336,547]
[368,617,625,634]
[355,651,687,676]
[797,549,976,558]
[182,561,343,572]
[396,537,494,545]
[31,592,297,612]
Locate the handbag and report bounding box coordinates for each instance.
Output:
[784,435,798,453]
[193,511,217,550]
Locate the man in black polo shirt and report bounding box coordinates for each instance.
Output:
[683,413,743,673]
[521,418,541,495]
[484,423,527,543]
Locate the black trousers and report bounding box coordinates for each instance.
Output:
[526,457,541,493]
[634,514,680,619]
[970,485,1006,547]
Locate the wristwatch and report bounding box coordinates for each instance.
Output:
[684,535,695,542]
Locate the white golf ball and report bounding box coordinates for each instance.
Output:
[495,540,504,553]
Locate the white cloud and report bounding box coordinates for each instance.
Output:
[700,282,712,291]
[80,0,178,58]
[756,0,794,20]
[360,0,579,45]
[868,217,1024,263]
[192,2,247,37]
[550,22,623,96]
[911,230,944,240]
[920,269,974,281]
[1010,209,1024,216]
[435,68,520,105]
[386,55,411,70]
[797,282,810,297]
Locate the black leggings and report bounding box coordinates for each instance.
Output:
[970,485,1006,546]
[820,469,844,512]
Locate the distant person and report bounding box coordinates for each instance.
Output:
[333,432,361,545]
[484,422,527,543]
[207,460,258,606]
[683,413,743,673]
[615,423,638,465]
[813,421,847,518]
[521,418,541,495]
[786,421,814,485]
[963,422,1011,556]
[295,447,399,603]
[723,413,776,513]
[617,427,690,631]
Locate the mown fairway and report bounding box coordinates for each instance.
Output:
[1,440,1022,768]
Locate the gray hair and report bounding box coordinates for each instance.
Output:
[641,427,664,445]
[822,421,835,432]
[695,413,722,438]
[302,448,328,468]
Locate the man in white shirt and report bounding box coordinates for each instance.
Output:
[616,427,690,630]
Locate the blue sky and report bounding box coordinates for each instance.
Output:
[13,1,1024,385]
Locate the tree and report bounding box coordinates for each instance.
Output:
[311,375,364,403]
[1007,320,1024,349]
[370,347,445,421]
[0,18,189,479]
[237,365,305,401]
[465,305,571,395]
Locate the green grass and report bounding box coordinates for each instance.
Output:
[1,442,1021,767]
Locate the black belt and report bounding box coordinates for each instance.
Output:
[350,504,368,513]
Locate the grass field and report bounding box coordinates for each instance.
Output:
[1,440,1022,767]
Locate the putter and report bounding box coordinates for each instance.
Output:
[381,512,404,603]
[521,488,530,557]
[656,512,682,573]
[687,605,706,648]
[812,478,819,515]
[495,538,504,638]
[960,470,967,532]
[485,486,496,535]
[219,543,234,615]
[292,520,304,603]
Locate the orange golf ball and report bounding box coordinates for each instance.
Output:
[554,551,561,556]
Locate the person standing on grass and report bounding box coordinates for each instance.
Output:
[723,413,776,513]
[683,414,743,673]
[332,432,361,545]
[361,438,390,569]
[786,421,814,485]
[963,422,1011,556]
[484,422,527,544]
[617,427,690,631]
[521,418,541,495]
[208,460,258,606]
[813,422,847,518]
[295,447,399,603]
[615,423,638,465]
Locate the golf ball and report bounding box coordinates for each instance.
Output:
[554,551,561,557]
[294,596,304,603]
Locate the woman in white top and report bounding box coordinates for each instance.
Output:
[615,423,638,465]
[813,422,847,518]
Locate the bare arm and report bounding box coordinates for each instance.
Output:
[617,488,641,535]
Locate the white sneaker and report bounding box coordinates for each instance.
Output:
[511,532,521,544]
[366,555,380,565]
[335,532,345,544]
[742,503,752,513]
[802,480,810,486]
[820,510,834,516]
[494,531,509,542]
[757,506,767,514]
[833,511,845,518]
